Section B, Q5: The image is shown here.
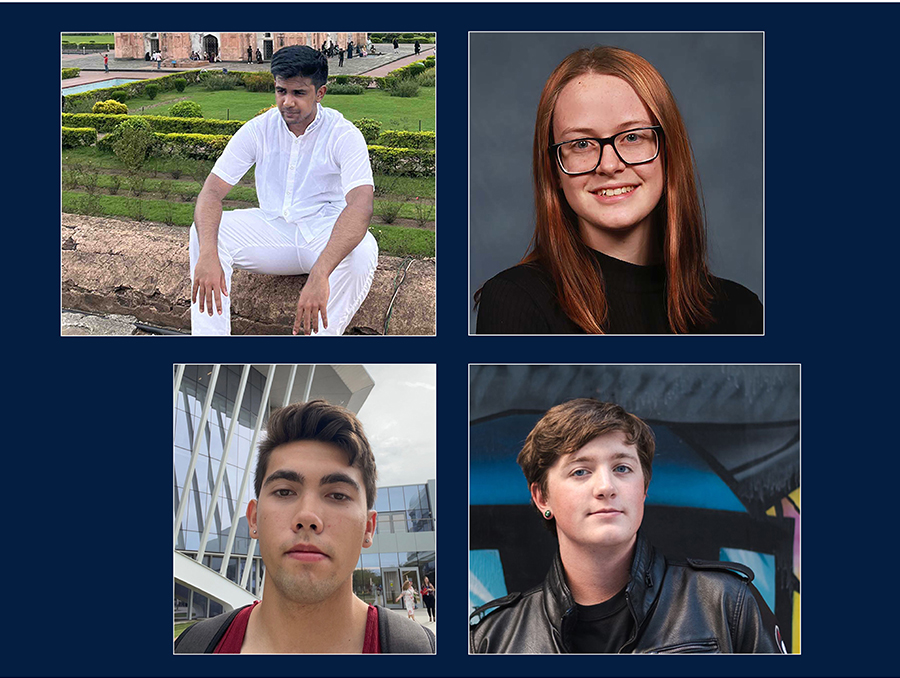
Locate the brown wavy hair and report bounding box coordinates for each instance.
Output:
[524,46,714,333]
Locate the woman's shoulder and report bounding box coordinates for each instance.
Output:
[477,261,574,334]
[483,260,554,291]
[704,276,763,334]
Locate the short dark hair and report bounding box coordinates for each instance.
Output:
[254,400,377,509]
[517,398,655,532]
[270,45,328,89]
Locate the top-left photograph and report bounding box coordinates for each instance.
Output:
[61,31,436,336]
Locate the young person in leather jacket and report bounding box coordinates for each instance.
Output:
[469,398,786,654]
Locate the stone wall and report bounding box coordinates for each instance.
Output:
[113,32,369,61]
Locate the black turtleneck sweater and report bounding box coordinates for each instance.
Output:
[475,250,762,334]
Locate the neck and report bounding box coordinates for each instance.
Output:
[558,535,636,606]
[578,216,660,266]
[243,584,370,653]
[288,103,318,137]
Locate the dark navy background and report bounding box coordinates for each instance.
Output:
[14,1,896,677]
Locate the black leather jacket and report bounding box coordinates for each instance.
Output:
[470,532,785,654]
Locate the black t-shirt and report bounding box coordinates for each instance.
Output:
[476,249,763,334]
[570,587,634,654]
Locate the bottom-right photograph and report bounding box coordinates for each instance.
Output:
[469,364,799,654]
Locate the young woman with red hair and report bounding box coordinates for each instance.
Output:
[475,46,762,334]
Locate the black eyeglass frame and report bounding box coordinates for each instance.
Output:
[549,125,664,175]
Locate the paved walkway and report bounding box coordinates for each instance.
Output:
[61,43,434,90]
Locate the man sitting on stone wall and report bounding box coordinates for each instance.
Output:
[190,45,377,335]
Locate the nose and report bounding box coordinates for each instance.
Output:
[292,500,323,534]
[596,142,624,174]
[592,468,617,498]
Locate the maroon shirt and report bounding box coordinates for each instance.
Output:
[214,601,381,653]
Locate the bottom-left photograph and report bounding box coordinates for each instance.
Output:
[173,363,436,653]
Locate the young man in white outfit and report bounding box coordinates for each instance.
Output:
[190,45,378,335]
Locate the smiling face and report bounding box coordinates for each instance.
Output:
[247,440,376,606]
[275,75,326,135]
[532,430,647,554]
[552,73,665,249]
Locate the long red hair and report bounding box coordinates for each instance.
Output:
[525,46,714,333]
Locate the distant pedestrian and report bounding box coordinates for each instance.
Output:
[347,40,353,59]
[256,47,262,63]
[414,40,420,55]
[393,37,399,50]
[395,581,418,621]
[103,53,109,72]
[338,47,344,67]
[247,46,253,63]
[422,577,436,622]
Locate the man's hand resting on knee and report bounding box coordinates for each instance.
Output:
[293,270,329,335]
[192,254,228,316]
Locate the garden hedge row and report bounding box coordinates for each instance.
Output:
[377,130,435,149]
[368,146,435,177]
[62,68,81,80]
[62,126,98,148]
[62,112,244,135]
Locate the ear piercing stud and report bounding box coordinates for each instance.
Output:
[544,510,552,519]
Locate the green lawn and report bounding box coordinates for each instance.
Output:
[127,86,435,131]
[62,33,114,44]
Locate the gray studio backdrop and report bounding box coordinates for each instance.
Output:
[469,33,764,332]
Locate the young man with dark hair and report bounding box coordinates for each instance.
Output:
[175,400,435,653]
[470,398,786,654]
[190,45,377,336]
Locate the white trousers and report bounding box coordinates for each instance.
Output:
[189,208,378,336]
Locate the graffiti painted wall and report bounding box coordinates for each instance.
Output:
[469,364,800,653]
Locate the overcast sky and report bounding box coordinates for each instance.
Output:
[356,364,436,488]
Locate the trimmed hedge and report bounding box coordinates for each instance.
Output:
[62,113,245,135]
[93,99,128,115]
[368,146,435,177]
[377,130,435,149]
[62,126,98,148]
[157,133,231,159]
[62,68,81,80]
[170,100,203,118]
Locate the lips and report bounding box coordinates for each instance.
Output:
[590,184,637,197]
[286,543,328,561]
[589,508,623,516]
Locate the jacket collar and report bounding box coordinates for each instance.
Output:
[541,531,666,649]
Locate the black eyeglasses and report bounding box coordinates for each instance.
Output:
[550,126,663,175]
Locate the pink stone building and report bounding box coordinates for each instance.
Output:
[114,32,368,62]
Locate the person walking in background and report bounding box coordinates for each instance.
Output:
[256,47,262,63]
[338,47,344,67]
[103,53,109,72]
[414,40,421,55]
[395,581,418,621]
[422,577,436,622]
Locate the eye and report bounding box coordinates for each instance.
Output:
[571,468,590,477]
[567,139,596,153]
[328,492,352,502]
[273,488,295,497]
[613,464,633,473]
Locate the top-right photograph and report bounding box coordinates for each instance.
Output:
[470,33,763,335]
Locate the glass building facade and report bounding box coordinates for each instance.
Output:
[353,480,436,609]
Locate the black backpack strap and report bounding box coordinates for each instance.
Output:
[376,605,435,653]
[174,606,247,653]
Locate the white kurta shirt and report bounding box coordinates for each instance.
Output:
[211,104,373,243]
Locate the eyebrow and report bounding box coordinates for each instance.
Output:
[565,450,640,466]
[262,469,360,493]
[559,121,653,138]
